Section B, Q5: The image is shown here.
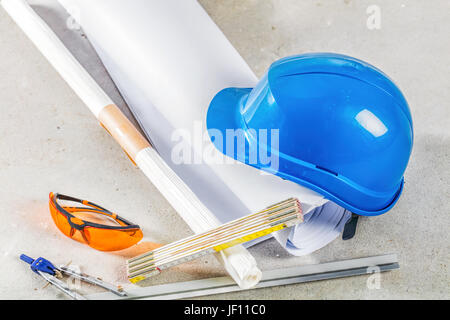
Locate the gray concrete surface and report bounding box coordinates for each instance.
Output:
[0,0,449,299]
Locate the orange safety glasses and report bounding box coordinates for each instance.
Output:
[49,192,143,251]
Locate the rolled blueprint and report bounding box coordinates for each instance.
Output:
[58,0,350,255]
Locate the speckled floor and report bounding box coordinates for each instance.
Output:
[0,0,448,299]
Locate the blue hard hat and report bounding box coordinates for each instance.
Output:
[206,53,413,216]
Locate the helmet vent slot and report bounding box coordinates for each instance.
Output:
[316,165,338,176]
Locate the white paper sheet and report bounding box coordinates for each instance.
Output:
[58,0,350,255]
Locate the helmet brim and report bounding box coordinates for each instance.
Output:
[206,87,253,161]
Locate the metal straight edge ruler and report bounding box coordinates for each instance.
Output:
[89,254,399,300]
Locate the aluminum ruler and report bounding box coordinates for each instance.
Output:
[90,254,399,300]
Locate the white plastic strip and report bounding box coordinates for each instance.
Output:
[136,148,261,288]
[56,0,346,256]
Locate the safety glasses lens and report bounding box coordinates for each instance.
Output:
[84,227,143,251]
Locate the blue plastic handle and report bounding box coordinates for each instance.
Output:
[20,254,57,275]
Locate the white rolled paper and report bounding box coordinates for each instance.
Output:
[57,0,349,255]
